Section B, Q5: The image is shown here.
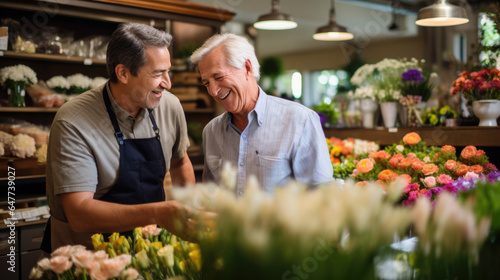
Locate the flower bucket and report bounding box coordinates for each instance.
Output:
[472,99,500,126]
[8,82,25,107]
[360,99,378,128]
[380,102,398,128]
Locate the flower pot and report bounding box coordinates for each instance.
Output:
[380,102,398,128]
[359,99,378,128]
[8,82,26,107]
[472,100,500,126]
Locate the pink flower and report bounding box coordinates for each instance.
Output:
[464,171,479,180]
[49,256,73,274]
[352,169,359,177]
[445,160,457,172]
[422,163,439,176]
[142,224,162,238]
[100,257,128,278]
[422,176,436,188]
[436,174,454,185]
[71,250,94,270]
[93,251,109,262]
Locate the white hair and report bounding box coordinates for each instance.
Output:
[190,33,261,81]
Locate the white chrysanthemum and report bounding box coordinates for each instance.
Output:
[46,76,70,90]
[91,77,108,89]
[0,64,38,86]
[66,73,92,89]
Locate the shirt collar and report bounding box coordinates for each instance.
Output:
[225,86,267,131]
[105,82,147,122]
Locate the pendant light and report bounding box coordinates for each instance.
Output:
[388,0,399,31]
[254,0,297,30]
[313,0,353,41]
[415,0,469,27]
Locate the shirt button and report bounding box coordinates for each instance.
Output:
[242,135,247,139]
[240,162,244,166]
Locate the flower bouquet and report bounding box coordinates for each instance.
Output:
[46,75,70,94]
[326,137,379,178]
[0,64,38,106]
[422,105,458,126]
[66,73,92,94]
[451,68,500,101]
[30,225,202,280]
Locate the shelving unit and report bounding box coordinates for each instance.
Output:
[0,50,106,65]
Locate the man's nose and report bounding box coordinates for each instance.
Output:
[160,73,171,90]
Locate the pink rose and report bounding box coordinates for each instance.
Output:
[49,256,73,274]
[51,245,72,258]
[142,224,162,238]
[122,268,140,279]
[436,174,454,185]
[422,164,439,176]
[72,250,95,270]
[464,171,479,180]
[423,176,436,188]
[100,257,129,278]
[445,160,457,172]
[352,169,359,177]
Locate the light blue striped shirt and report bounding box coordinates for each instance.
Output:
[202,87,333,196]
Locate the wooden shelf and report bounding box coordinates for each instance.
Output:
[324,127,500,147]
[0,50,106,65]
[0,107,59,113]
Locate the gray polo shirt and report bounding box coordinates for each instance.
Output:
[46,83,190,223]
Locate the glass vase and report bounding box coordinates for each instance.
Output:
[8,82,26,107]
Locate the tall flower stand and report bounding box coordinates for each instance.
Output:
[360,99,378,128]
[472,100,500,126]
[380,102,398,128]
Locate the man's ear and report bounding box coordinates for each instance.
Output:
[115,64,129,84]
[244,59,253,79]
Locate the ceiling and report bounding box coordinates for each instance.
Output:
[186,0,430,57]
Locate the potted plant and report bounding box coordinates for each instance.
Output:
[260,56,284,96]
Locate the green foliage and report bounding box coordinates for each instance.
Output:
[260,56,284,78]
[174,43,201,59]
[311,101,340,125]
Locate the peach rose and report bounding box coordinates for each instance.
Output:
[142,224,162,238]
[407,153,417,159]
[398,174,412,185]
[51,245,72,258]
[436,174,453,185]
[378,169,398,181]
[411,159,425,171]
[461,145,477,159]
[49,256,73,274]
[72,250,94,270]
[93,251,109,262]
[355,181,369,187]
[422,163,439,176]
[454,164,469,176]
[444,160,457,172]
[100,258,128,278]
[369,150,391,161]
[441,145,456,154]
[433,152,441,162]
[464,171,479,180]
[398,158,414,169]
[476,149,486,156]
[356,158,374,174]
[403,132,421,145]
[423,176,436,188]
[469,164,484,174]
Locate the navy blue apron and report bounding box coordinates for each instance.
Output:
[41,86,166,253]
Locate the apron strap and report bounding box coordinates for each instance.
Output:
[147,108,160,140]
[103,85,124,145]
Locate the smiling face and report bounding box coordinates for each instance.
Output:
[121,46,172,115]
[198,46,258,117]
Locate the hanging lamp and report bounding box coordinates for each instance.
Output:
[313,0,353,41]
[253,0,297,30]
[415,0,469,27]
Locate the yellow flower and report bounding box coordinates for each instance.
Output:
[189,249,202,271]
[157,245,174,268]
[135,249,150,269]
[108,232,120,246]
[151,241,163,250]
[91,233,103,250]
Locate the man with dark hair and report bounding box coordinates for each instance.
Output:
[42,23,197,252]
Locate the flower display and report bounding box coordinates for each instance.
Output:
[325,137,379,178]
[451,68,500,100]
[337,132,499,206]
[422,105,458,126]
[30,225,202,280]
[350,58,421,102]
[400,68,437,102]
[0,64,38,88]
[66,73,92,94]
[46,75,70,94]
[91,77,108,89]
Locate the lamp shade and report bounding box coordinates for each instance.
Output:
[313,0,353,41]
[416,0,469,27]
[254,0,297,30]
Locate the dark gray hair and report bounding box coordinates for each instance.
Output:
[190,33,260,81]
[106,23,173,83]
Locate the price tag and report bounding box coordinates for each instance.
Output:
[388,128,398,133]
[83,58,93,65]
[0,51,4,56]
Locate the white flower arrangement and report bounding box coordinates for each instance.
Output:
[348,85,377,100]
[91,76,108,89]
[350,58,421,102]
[66,73,92,94]
[0,64,38,88]
[46,75,70,93]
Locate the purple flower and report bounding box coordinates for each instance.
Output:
[430,187,444,195]
[402,69,424,82]
[484,170,500,183]
[316,112,328,127]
